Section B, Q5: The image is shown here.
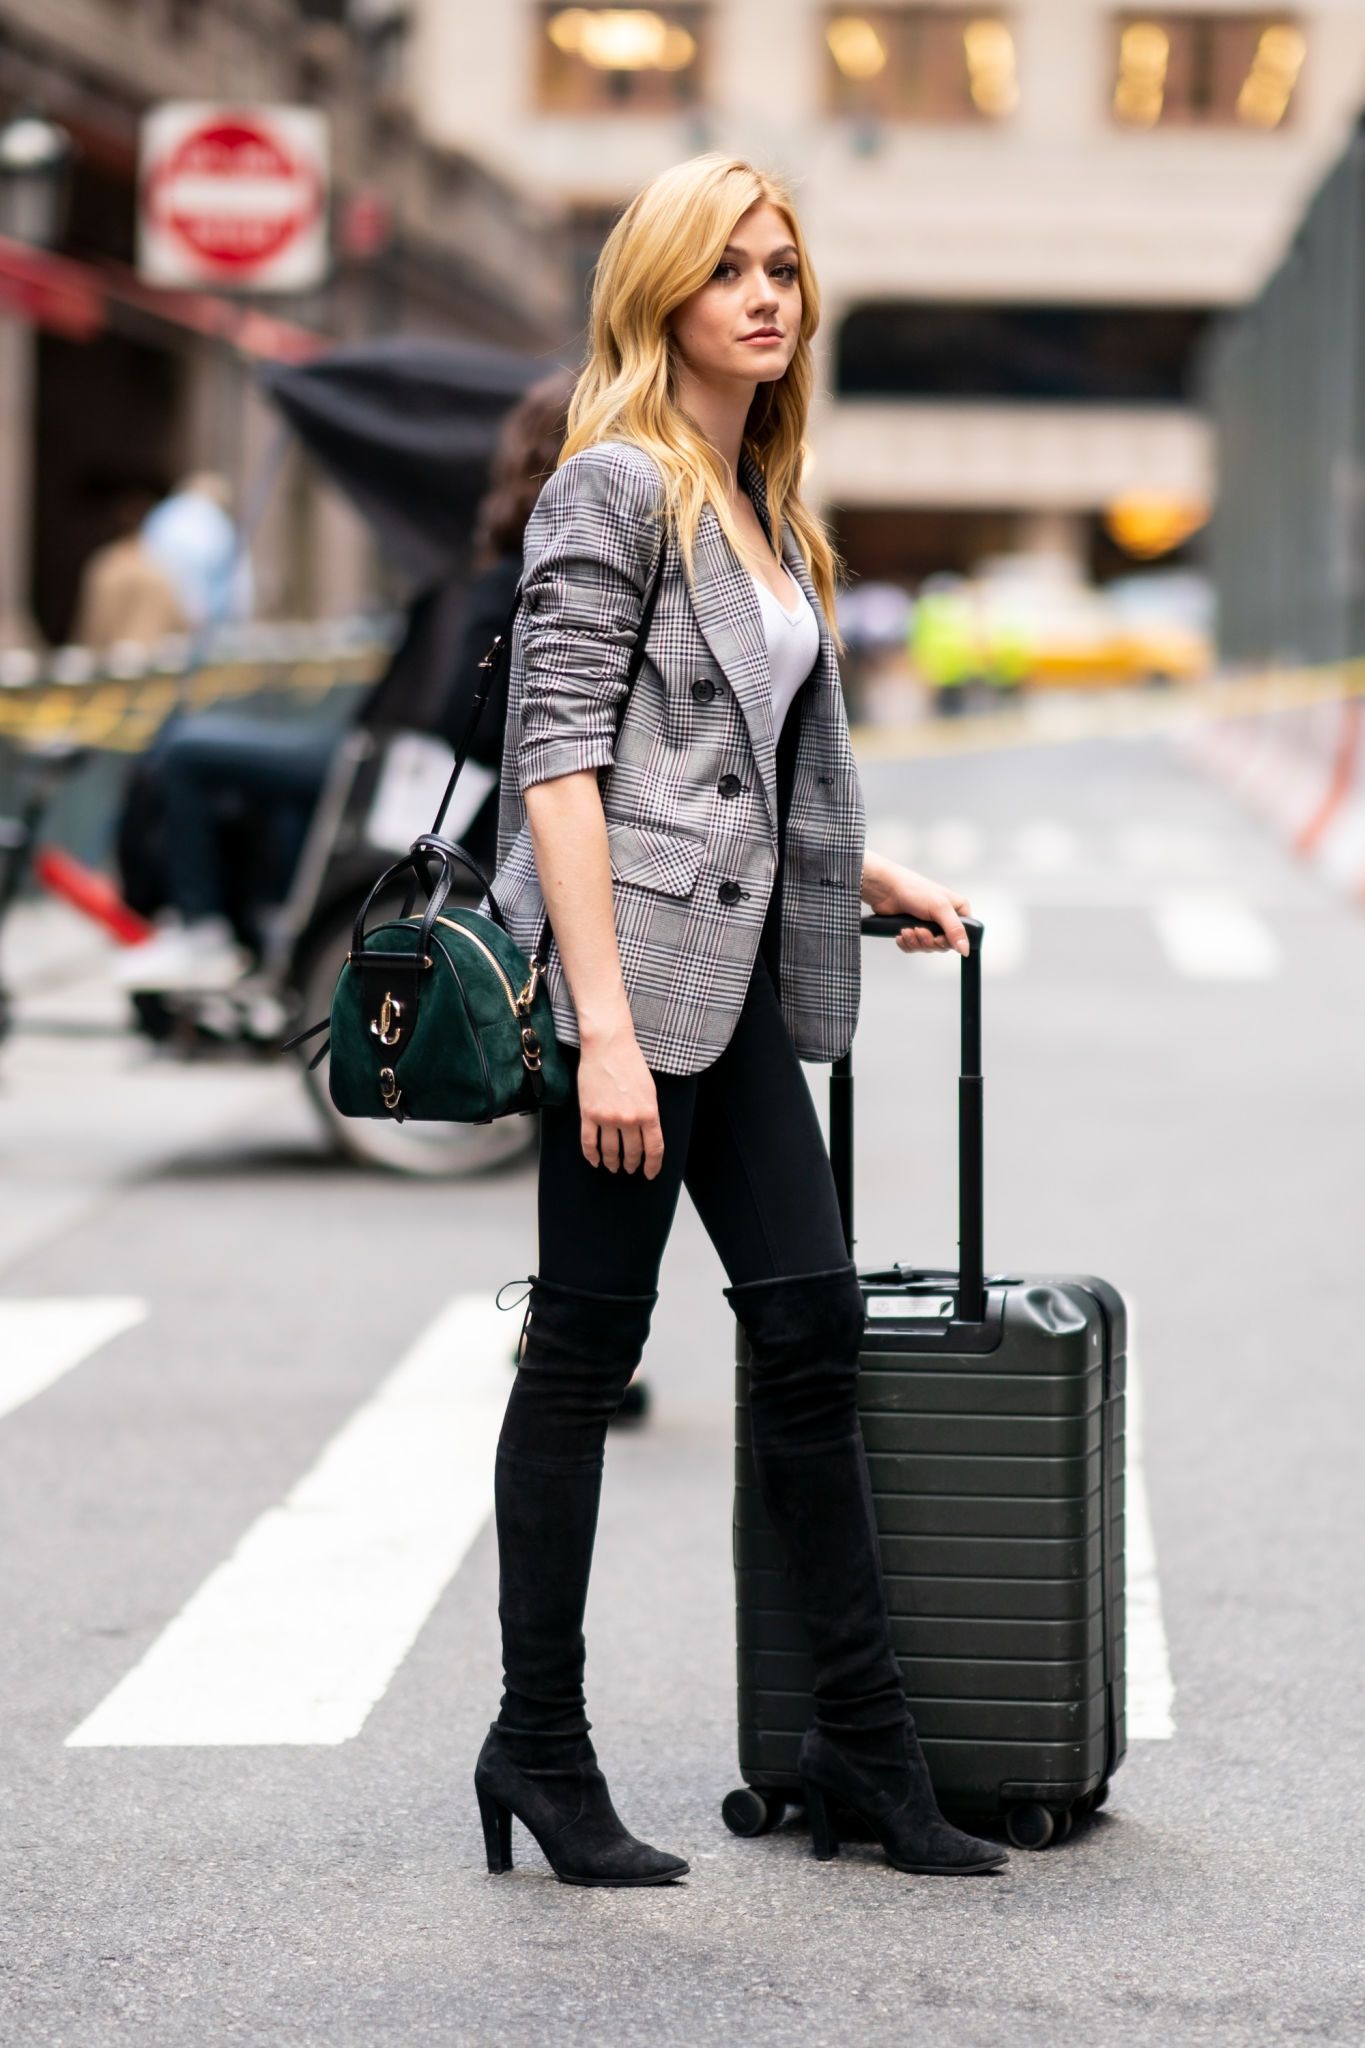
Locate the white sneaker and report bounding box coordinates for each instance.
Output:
[113,913,250,992]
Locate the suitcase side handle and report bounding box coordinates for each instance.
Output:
[832,913,985,1326]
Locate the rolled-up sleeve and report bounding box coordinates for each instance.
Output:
[515,442,664,794]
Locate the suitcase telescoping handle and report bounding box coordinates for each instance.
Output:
[832,912,986,1325]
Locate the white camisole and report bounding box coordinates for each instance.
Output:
[751,566,820,735]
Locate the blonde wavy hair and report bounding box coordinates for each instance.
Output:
[560,153,845,651]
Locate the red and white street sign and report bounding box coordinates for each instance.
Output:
[138,103,329,293]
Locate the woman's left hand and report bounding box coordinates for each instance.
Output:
[861,851,972,958]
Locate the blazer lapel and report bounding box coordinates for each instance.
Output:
[687,447,777,828]
[685,448,837,832]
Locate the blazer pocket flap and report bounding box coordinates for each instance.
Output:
[606,821,706,897]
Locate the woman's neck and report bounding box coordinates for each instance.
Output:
[674,365,754,504]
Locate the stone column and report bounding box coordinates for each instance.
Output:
[0,314,39,648]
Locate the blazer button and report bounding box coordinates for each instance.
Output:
[691,677,717,702]
[717,879,743,904]
[717,772,745,798]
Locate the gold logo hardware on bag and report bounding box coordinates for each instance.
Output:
[371,992,403,1045]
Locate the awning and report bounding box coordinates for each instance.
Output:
[0,233,325,361]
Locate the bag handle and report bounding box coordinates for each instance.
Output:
[352,837,506,961]
[409,835,501,961]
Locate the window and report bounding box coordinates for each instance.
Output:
[537,6,706,114]
[1111,14,1306,128]
[836,302,1214,405]
[824,8,1018,123]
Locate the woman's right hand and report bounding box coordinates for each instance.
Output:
[577,1021,665,1178]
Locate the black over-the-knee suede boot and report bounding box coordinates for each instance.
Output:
[475,1273,688,1886]
[724,1262,1007,1876]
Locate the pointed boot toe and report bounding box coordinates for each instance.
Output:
[544,1751,690,1886]
[883,1813,1008,1877]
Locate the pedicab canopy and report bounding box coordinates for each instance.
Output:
[257,334,565,589]
[256,334,571,748]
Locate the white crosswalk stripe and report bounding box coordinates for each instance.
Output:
[66,1292,516,1749]
[865,816,1284,980]
[1112,821,1225,874]
[1151,888,1281,980]
[0,1298,146,1423]
[1010,818,1080,872]
[1125,1295,1176,1741]
[921,816,984,873]
[867,813,1244,886]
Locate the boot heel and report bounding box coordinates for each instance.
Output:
[476,1784,513,1873]
[802,1776,839,1861]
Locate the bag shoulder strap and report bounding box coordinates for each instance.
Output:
[430,533,668,845]
[429,585,524,842]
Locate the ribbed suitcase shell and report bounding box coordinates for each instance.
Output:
[733,1267,1126,1822]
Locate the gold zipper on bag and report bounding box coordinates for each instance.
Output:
[401,913,526,1018]
[397,912,547,1078]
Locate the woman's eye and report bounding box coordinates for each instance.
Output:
[711,261,800,284]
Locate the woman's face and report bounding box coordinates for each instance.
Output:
[669,200,802,392]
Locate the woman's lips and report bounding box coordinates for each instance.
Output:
[741,332,782,344]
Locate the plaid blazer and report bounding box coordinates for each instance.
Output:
[478,437,866,1076]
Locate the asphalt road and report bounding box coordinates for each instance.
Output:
[1,713,1361,2047]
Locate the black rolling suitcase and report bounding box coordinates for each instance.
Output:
[724,912,1127,1853]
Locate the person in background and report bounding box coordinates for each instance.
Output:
[114,374,578,994]
[139,471,254,631]
[71,482,189,653]
[910,574,979,716]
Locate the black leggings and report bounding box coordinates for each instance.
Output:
[534,947,848,1295]
[492,946,912,1760]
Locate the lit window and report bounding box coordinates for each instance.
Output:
[825,8,1017,123]
[1111,13,1306,128]
[538,6,706,113]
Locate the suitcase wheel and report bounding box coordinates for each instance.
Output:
[721,1787,788,1837]
[1005,1801,1077,1851]
[609,1376,651,1425]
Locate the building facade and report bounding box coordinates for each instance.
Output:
[408,0,1365,585]
[0,0,573,645]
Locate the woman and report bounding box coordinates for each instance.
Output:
[474,154,1008,1887]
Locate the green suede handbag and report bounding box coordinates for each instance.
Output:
[286,537,667,1126]
[320,830,571,1124]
